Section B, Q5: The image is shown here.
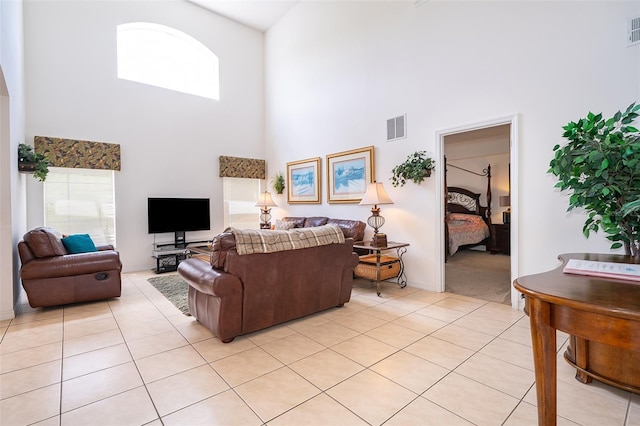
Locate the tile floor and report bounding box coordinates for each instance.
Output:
[1,271,639,426]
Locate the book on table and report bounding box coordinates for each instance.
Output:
[563,258,640,282]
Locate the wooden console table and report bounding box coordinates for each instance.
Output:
[514,253,640,426]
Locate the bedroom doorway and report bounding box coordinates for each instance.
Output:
[435,115,520,309]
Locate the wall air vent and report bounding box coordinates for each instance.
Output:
[628,17,640,47]
[387,114,407,142]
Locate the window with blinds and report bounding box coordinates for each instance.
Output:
[223,177,260,230]
[44,168,116,246]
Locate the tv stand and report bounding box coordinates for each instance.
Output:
[152,240,210,273]
[174,231,186,248]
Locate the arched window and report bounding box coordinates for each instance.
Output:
[117,23,219,100]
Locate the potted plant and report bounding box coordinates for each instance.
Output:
[271,172,285,195]
[391,151,435,187]
[18,143,50,182]
[548,102,640,257]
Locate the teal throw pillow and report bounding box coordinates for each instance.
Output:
[62,234,98,254]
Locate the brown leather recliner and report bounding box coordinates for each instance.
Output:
[18,227,122,308]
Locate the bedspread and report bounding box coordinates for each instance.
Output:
[447,213,490,255]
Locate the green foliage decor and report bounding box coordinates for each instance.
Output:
[271,172,285,195]
[391,151,435,187]
[18,143,50,182]
[548,102,640,257]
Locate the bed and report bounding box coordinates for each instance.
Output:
[446,186,492,257]
[443,154,493,258]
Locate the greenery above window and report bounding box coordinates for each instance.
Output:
[18,143,49,182]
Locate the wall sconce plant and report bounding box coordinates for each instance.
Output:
[18,143,49,182]
[390,151,435,187]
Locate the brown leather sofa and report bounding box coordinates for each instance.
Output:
[178,221,361,342]
[18,227,122,308]
[280,216,366,241]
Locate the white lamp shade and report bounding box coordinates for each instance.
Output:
[255,191,277,208]
[359,182,394,206]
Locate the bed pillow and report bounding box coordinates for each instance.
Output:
[62,234,98,254]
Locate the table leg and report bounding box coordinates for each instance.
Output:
[376,252,382,297]
[528,297,557,426]
[395,246,408,288]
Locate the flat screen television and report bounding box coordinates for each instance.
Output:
[148,197,210,247]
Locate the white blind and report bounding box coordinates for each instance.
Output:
[44,168,116,246]
[223,177,260,230]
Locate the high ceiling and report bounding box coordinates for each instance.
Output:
[187,0,299,32]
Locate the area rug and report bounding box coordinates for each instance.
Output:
[147,275,190,316]
[445,249,511,305]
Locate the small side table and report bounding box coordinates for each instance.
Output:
[490,223,510,255]
[353,241,409,296]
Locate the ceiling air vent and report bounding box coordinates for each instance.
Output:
[628,17,640,47]
[387,114,407,142]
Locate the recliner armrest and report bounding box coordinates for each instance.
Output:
[20,250,122,280]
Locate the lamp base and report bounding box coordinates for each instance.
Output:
[371,233,388,247]
[503,211,511,224]
[260,222,271,230]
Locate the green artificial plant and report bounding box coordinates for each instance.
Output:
[18,143,50,182]
[391,151,435,187]
[271,172,285,195]
[548,102,640,257]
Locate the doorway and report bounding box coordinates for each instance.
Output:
[0,65,15,319]
[435,115,520,309]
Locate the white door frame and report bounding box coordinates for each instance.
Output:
[435,114,520,310]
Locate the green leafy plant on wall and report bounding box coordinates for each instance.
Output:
[390,151,435,187]
[18,143,50,182]
[271,172,285,195]
[548,102,640,257]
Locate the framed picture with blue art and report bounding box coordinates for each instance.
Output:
[286,157,321,204]
[326,146,374,203]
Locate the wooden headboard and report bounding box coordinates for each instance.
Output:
[447,186,489,221]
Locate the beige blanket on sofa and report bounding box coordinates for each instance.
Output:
[228,223,345,255]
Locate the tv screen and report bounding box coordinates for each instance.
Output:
[147,198,211,234]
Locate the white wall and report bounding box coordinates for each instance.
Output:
[0,0,27,320]
[24,0,265,272]
[265,1,640,291]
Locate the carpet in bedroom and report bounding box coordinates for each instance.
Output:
[445,249,511,305]
[147,274,190,315]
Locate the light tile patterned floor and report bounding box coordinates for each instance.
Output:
[1,271,638,425]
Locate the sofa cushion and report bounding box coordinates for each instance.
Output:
[328,218,366,241]
[230,223,345,255]
[62,234,98,254]
[274,219,295,230]
[281,217,306,228]
[23,227,68,258]
[304,217,329,227]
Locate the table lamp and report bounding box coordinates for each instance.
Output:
[500,195,511,224]
[255,191,277,229]
[359,181,394,247]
